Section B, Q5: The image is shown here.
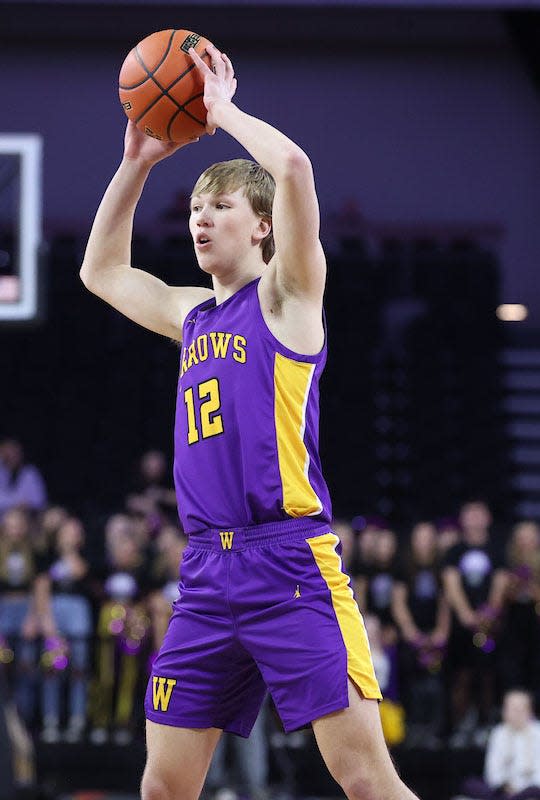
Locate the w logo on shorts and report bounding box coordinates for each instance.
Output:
[219,531,234,550]
[152,676,177,712]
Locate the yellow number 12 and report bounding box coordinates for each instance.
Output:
[184,378,224,444]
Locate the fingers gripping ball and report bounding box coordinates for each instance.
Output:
[119,29,213,144]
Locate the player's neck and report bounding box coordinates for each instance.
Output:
[211,261,265,306]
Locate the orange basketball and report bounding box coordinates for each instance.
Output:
[119,29,213,144]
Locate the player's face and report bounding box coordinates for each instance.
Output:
[189,188,266,274]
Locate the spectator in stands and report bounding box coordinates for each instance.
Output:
[498,522,540,711]
[437,517,461,558]
[364,613,391,699]
[34,506,69,558]
[352,515,382,572]
[103,512,151,560]
[364,613,404,747]
[392,521,449,748]
[104,513,137,551]
[458,689,540,800]
[89,524,151,745]
[0,439,47,518]
[443,500,508,748]
[0,508,39,724]
[35,516,92,743]
[126,450,178,534]
[147,525,187,657]
[356,527,399,646]
[332,518,357,573]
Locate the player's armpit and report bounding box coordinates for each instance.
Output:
[80,263,214,341]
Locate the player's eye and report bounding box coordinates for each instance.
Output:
[191,205,201,213]
[216,203,229,210]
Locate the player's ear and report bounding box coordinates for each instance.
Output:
[255,216,271,242]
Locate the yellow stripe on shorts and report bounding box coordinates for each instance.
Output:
[307,532,382,700]
[274,352,323,517]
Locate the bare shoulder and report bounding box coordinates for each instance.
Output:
[169,285,215,339]
[80,261,214,343]
[258,261,325,356]
[171,285,215,317]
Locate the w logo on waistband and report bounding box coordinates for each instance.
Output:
[152,676,177,712]
[219,531,235,550]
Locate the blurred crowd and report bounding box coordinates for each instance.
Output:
[1,436,540,779]
[337,504,540,753]
[0,439,183,747]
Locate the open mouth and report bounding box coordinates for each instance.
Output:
[196,234,211,247]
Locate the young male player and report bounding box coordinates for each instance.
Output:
[81,43,420,800]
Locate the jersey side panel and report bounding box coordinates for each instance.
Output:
[274,352,323,517]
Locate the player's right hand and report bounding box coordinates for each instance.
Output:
[123,120,199,166]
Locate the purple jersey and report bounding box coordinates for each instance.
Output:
[174,277,332,534]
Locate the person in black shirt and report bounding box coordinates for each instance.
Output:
[436,517,461,559]
[442,501,508,747]
[392,521,449,748]
[357,528,399,646]
[498,521,540,713]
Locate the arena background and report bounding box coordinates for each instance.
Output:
[1,1,540,799]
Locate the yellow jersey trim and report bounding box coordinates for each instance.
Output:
[274,352,323,517]
[307,532,382,700]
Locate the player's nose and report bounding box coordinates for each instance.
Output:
[195,208,213,226]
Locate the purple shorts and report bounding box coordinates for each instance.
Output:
[145,518,381,737]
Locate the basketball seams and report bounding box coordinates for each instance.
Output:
[163,51,211,137]
[165,50,211,95]
[133,47,171,101]
[134,60,199,124]
[119,69,152,92]
[166,93,206,140]
[181,92,205,120]
[119,30,212,142]
[119,29,177,91]
[135,46,211,134]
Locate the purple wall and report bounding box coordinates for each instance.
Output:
[2,18,540,320]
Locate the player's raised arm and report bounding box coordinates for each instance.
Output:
[80,123,213,340]
[190,45,326,303]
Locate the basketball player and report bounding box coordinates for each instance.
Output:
[81,43,419,800]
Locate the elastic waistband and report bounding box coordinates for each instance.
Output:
[187,518,332,551]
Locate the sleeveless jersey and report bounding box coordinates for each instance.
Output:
[173,277,332,534]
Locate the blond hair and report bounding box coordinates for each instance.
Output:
[508,521,540,576]
[192,159,275,263]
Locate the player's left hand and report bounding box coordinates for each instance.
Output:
[189,43,237,135]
